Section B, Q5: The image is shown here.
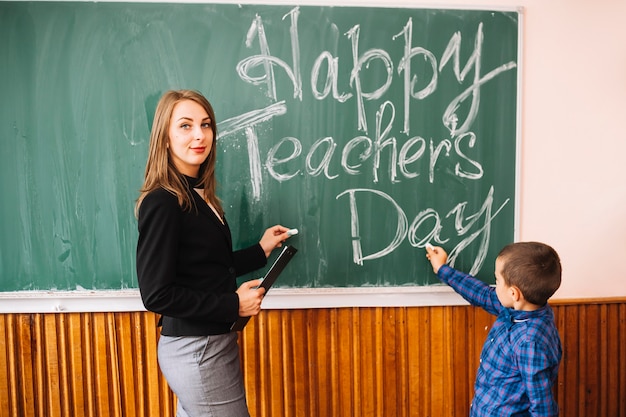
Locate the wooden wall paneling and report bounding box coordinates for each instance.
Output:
[137,312,174,417]
[601,302,625,417]
[243,311,275,417]
[337,308,356,417]
[553,305,566,413]
[91,313,110,415]
[114,312,135,416]
[422,306,434,415]
[149,312,177,417]
[258,312,272,417]
[18,314,35,416]
[278,310,294,417]
[327,308,343,416]
[0,300,624,417]
[107,313,123,417]
[450,306,469,416]
[55,314,70,416]
[306,309,329,417]
[612,302,626,416]
[80,313,95,417]
[606,304,618,415]
[289,309,311,417]
[394,307,409,417]
[583,304,600,414]
[552,300,626,417]
[381,307,394,417]
[342,307,358,417]
[40,314,60,416]
[327,309,341,416]
[599,304,609,417]
[468,306,496,411]
[32,314,44,416]
[285,309,302,417]
[378,307,390,415]
[364,307,376,415]
[558,304,579,415]
[373,307,385,416]
[267,309,285,416]
[0,315,10,414]
[67,313,86,417]
[357,307,375,416]
[86,313,96,415]
[150,314,173,416]
[403,307,419,416]
[240,316,259,414]
[33,313,47,416]
[406,306,427,416]
[130,313,146,415]
[2,314,20,415]
[429,306,447,415]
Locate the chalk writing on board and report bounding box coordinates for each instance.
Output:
[218,7,516,276]
[336,186,508,276]
[236,8,516,137]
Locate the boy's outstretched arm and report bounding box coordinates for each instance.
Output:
[425,245,501,314]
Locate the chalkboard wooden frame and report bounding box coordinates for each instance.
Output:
[0,1,521,311]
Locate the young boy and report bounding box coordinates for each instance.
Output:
[426,242,562,417]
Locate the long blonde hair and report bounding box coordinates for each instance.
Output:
[135,90,223,217]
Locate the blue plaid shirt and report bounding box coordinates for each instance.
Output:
[438,265,562,417]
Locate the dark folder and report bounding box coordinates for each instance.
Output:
[230,245,298,332]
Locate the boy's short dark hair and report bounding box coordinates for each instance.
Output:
[497,242,562,306]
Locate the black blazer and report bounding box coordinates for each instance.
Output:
[136,177,267,336]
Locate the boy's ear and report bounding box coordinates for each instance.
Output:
[509,285,523,302]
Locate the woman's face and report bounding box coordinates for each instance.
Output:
[168,99,213,177]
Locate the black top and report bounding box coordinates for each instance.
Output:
[136,176,267,335]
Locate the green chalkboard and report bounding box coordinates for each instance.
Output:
[0,2,519,291]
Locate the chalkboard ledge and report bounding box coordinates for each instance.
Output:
[0,286,470,313]
[262,286,469,309]
[0,290,144,314]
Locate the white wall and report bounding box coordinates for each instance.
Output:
[515,0,626,298]
[447,0,626,299]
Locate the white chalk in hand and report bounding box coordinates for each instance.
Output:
[287,228,299,236]
[425,243,434,250]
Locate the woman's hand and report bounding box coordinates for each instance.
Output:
[259,225,291,258]
[236,279,266,317]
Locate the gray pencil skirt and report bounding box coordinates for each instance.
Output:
[158,332,250,417]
